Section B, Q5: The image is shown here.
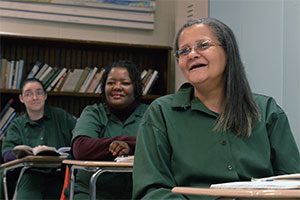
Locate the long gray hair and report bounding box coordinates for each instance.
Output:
[174,18,260,137]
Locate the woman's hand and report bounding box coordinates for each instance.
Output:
[109,140,130,156]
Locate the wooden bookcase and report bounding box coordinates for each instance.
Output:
[0,34,173,117]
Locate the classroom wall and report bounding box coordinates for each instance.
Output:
[2,0,299,149]
[209,0,300,148]
[0,0,175,47]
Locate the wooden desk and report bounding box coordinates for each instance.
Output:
[172,187,300,199]
[63,160,133,200]
[1,156,66,200]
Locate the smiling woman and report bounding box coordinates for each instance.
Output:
[1,78,76,199]
[71,60,148,199]
[132,18,300,200]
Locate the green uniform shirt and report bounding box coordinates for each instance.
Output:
[1,106,76,199]
[72,103,148,140]
[72,102,148,199]
[133,83,300,200]
[2,106,76,154]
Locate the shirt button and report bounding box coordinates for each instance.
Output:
[40,137,43,140]
[221,140,227,145]
[227,165,233,171]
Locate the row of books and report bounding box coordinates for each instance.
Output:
[0,58,159,95]
[0,58,25,90]
[141,68,159,96]
[27,62,107,93]
[0,99,17,140]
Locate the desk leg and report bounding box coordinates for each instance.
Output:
[89,169,133,200]
[69,166,76,200]
[89,169,103,200]
[3,169,8,200]
[12,166,30,200]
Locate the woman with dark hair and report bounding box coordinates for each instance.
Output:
[71,60,148,199]
[2,78,76,199]
[132,18,300,199]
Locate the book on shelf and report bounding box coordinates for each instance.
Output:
[210,173,300,189]
[43,68,61,89]
[0,59,9,89]
[142,70,158,96]
[12,145,71,158]
[0,107,15,130]
[12,60,19,89]
[0,98,14,119]
[39,66,53,84]
[3,60,11,89]
[60,69,84,92]
[26,61,42,79]
[79,67,98,93]
[7,60,15,89]
[74,67,90,92]
[34,63,49,80]
[0,112,17,137]
[94,82,102,94]
[16,59,25,89]
[86,68,105,93]
[141,69,153,86]
[54,69,70,92]
[46,68,67,92]
[140,69,148,80]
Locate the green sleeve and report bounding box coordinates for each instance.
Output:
[265,99,300,174]
[2,119,23,154]
[132,103,186,199]
[72,104,107,141]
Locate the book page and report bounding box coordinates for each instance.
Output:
[32,145,60,156]
[57,146,71,156]
[12,145,33,158]
[210,180,300,189]
[255,173,300,181]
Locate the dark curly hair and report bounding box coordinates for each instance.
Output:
[100,60,143,102]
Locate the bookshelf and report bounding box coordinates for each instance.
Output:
[0,34,172,117]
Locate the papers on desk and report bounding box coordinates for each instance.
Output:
[114,156,134,163]
[210,173,300,189]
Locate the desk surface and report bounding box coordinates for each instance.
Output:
[172,187,300,199]
[63,159,133,167]
[0,156,67,168]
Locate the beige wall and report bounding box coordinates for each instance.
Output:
[174,0,208,90]
[0,0,175,47]
[0,0,208,93]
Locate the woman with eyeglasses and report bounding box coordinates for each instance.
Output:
[1,78,76,199]
[132,18,300,199]
[71,60,148,200]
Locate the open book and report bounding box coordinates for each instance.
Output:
[210,173,300,189]
[12,145,70,158]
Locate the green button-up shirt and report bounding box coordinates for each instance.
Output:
[72,103,148,140]
[133,83,300,200]
[71,102,148,199]
[2,106,76,154]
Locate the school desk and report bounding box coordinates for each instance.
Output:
[62,159,133,200]
[1,155,66,200]
[172,186,300,199]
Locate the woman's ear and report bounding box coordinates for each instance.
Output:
[19,94,24,103]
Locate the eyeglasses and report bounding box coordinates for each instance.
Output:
[22,89,45,98]
[174,40,221,58]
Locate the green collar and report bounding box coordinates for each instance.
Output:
[24,105,51,126]
[171,83,218,118]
